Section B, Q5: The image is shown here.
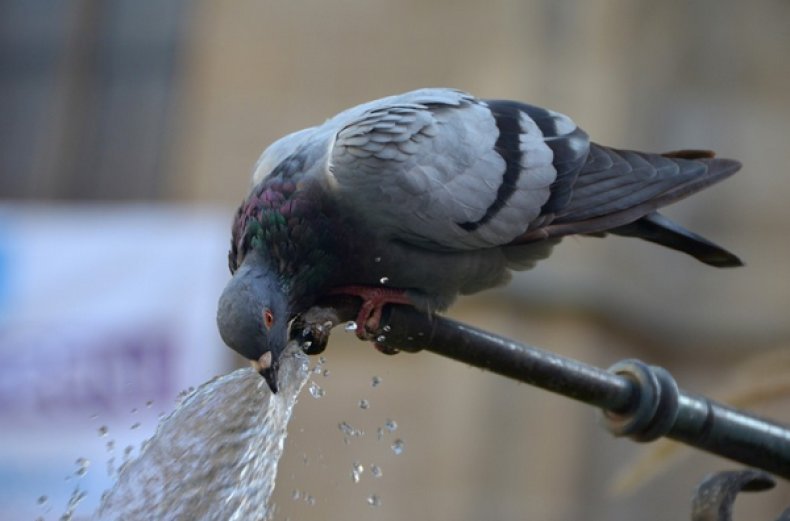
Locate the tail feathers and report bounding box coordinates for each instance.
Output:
[610,211,743,268]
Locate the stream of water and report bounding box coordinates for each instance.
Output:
[92,346,309,520]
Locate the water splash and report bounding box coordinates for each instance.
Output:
[308,381,325,399]
[93,347,309,521]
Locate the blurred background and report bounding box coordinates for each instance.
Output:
[2,0,790,519]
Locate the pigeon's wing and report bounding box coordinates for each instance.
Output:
[513,145,742,243]
[326,88,740,254]
[326,88,589,250]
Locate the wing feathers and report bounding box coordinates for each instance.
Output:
[512,147,741,244]
[323,88,738,255]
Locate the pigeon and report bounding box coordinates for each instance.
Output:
[216,88,742,393]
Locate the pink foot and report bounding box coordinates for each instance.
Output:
[329,285,411,346]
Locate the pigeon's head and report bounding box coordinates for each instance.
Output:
[217,254,292,393]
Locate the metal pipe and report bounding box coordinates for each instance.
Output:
[304,300,790,480]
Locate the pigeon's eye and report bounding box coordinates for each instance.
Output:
[263,309,275,330]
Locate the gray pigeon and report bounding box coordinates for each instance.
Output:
[216,88,742,393]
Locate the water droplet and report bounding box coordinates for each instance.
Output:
[377,427,384,440]
[130,407,138,414]
[370,464,383,478]
[322,369,330,377]
[291,489,301,500]
[37,495,48,505]
[382,324,391,332]
[124,445,134,458]
[374,256,382,263]
[130,422,141,430]
[319,356,326,364]
[145,400,153,408]
[407,336,414,341]
[371,376,382,387]
[338,421,364,438]
[351,461,364,483]
[358,399,370,410]
[344,321,358,332]
[97,425,108,437]
[385,419,398,432]
[366,494,382,507]
[105,440,115,452]
[308,381,325,399]
[376,335,386,342]
[74,457,90,477]
[305,494,316,506]
[391,439,405,455]
[62,487,88,520]
[303,340,313,349]
[379,276,389,285]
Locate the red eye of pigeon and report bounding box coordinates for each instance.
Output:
[263,309,274,330]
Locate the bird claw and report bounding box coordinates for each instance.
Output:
[292,287,412,356]
[331,285,412,347]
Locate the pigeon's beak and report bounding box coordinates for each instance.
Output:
[251,351,279,394]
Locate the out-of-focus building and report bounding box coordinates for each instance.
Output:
[2,1,789,519]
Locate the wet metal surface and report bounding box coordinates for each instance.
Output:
[305,299,790,481]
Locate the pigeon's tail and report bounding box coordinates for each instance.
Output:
[609,211,743,267]
[599,148,743,268]
[601,149,742,267]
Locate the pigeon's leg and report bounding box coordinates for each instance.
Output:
[329,285,412,353]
